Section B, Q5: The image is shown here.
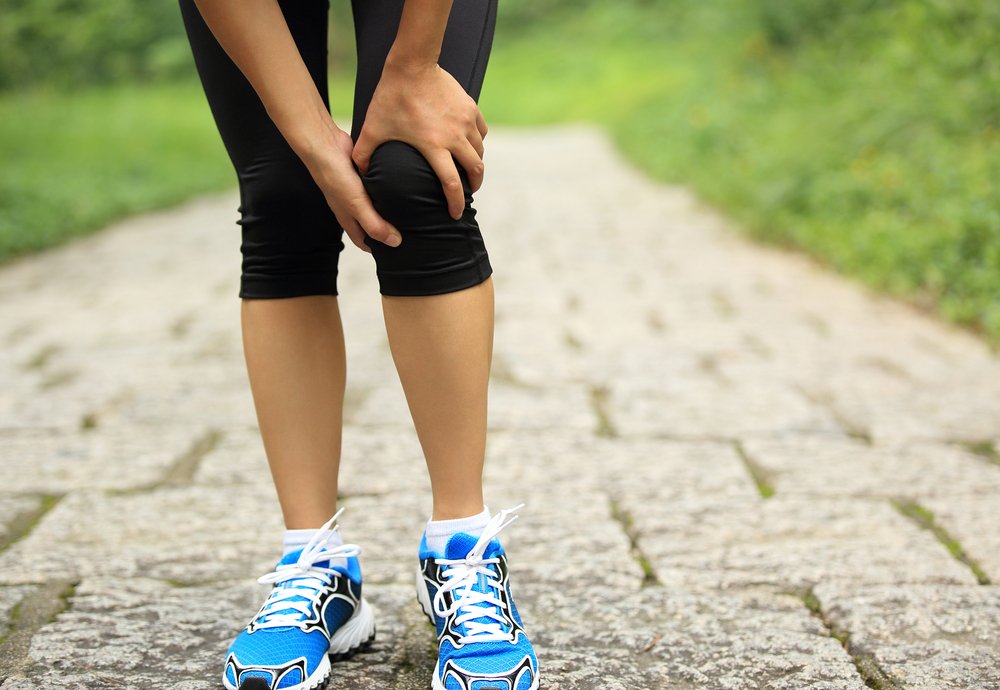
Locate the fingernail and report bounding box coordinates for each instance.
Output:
[388,234,401,247]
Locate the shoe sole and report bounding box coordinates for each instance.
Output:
[428,661,540,690]
[224,598,377,690]
[329,597,377,657]
[415,567,540,690]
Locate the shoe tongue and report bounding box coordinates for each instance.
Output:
[444,532,505,560]
[276,549,351,580]
[443,533,509,639]
[444,532,481,560]
[262,550,331,625]
[278,549,303,567]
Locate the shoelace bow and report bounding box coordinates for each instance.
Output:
[253,509,361,630]
[432,504,524,644]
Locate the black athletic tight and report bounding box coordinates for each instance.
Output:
[178,0,498,298]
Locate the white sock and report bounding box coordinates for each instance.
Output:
[283,528,347,570]
[424,506,491,555]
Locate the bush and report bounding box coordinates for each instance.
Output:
[755,0,884,48]
[0,0,191,90]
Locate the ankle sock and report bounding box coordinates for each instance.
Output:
[424,506,491,555]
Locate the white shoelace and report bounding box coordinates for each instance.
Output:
[253,509,361,630]
[432,504,524,644]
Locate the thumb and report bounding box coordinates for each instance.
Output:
[352,131,374,175]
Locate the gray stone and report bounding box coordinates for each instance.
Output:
[5,577,259,689]
[0,487,283,586]
[520,584,868,689]
[0,584,37,635]
[0,428,204,493]
[597,438,760,502]
[0,494,43,545]
[1,580,439,690]
[740,436,1000,499]
[612,379,842,440]
[815,582,1000,690]
[801,374,1000,446]
[629,494,975,589]
[922,495,1000,585]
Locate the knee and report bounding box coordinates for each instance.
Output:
[358,142,490,297]
[361,141,470,227]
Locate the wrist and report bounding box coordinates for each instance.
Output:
[384,48,439,77]
[291,127,343,180]
[283,112,343,167]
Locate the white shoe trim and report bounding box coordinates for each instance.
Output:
[222,654,329,690]
[429,658,540,690]
[328,597,376,655]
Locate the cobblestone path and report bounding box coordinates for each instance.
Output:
[1,126,999,689]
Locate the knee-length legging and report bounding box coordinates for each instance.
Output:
[179,0,497,298]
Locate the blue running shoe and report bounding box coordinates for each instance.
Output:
[223,511,375,690]
[416,505,539,690]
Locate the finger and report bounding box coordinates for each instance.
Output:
[348,194,402,247]
[454,140,485,193]
[476,110,488,139]
[425,149,466,220]
[351,130,374,175]
[328,200,372,253]
[338,214,372,253]
[468,125,485,159]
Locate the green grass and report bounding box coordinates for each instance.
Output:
[891,498,991,585]
[480,2,1000,343]
[0,82,232,261]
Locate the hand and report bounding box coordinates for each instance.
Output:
[352,59,489,220]
[300,125,403,251]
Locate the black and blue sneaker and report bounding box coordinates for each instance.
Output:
[223,512,375,690]
[416,506,539,690]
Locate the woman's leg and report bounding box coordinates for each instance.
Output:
[350,0,498,521]
[179,0,347,530]
[241,297,345,528]
[381,279,493,520]
[351,3,539,687]
[181,2,376,688]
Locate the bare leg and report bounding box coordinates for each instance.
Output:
[381,277,494,520]
[241,296,346,529]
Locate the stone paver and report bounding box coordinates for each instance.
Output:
[1,125,999,688]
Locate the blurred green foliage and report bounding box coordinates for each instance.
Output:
[0,84,231,256]
[0,0,192,90]
[483,0,1000,340]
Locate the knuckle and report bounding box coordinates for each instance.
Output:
[363,218,387,237]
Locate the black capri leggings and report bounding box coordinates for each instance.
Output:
[178,0,497,298]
